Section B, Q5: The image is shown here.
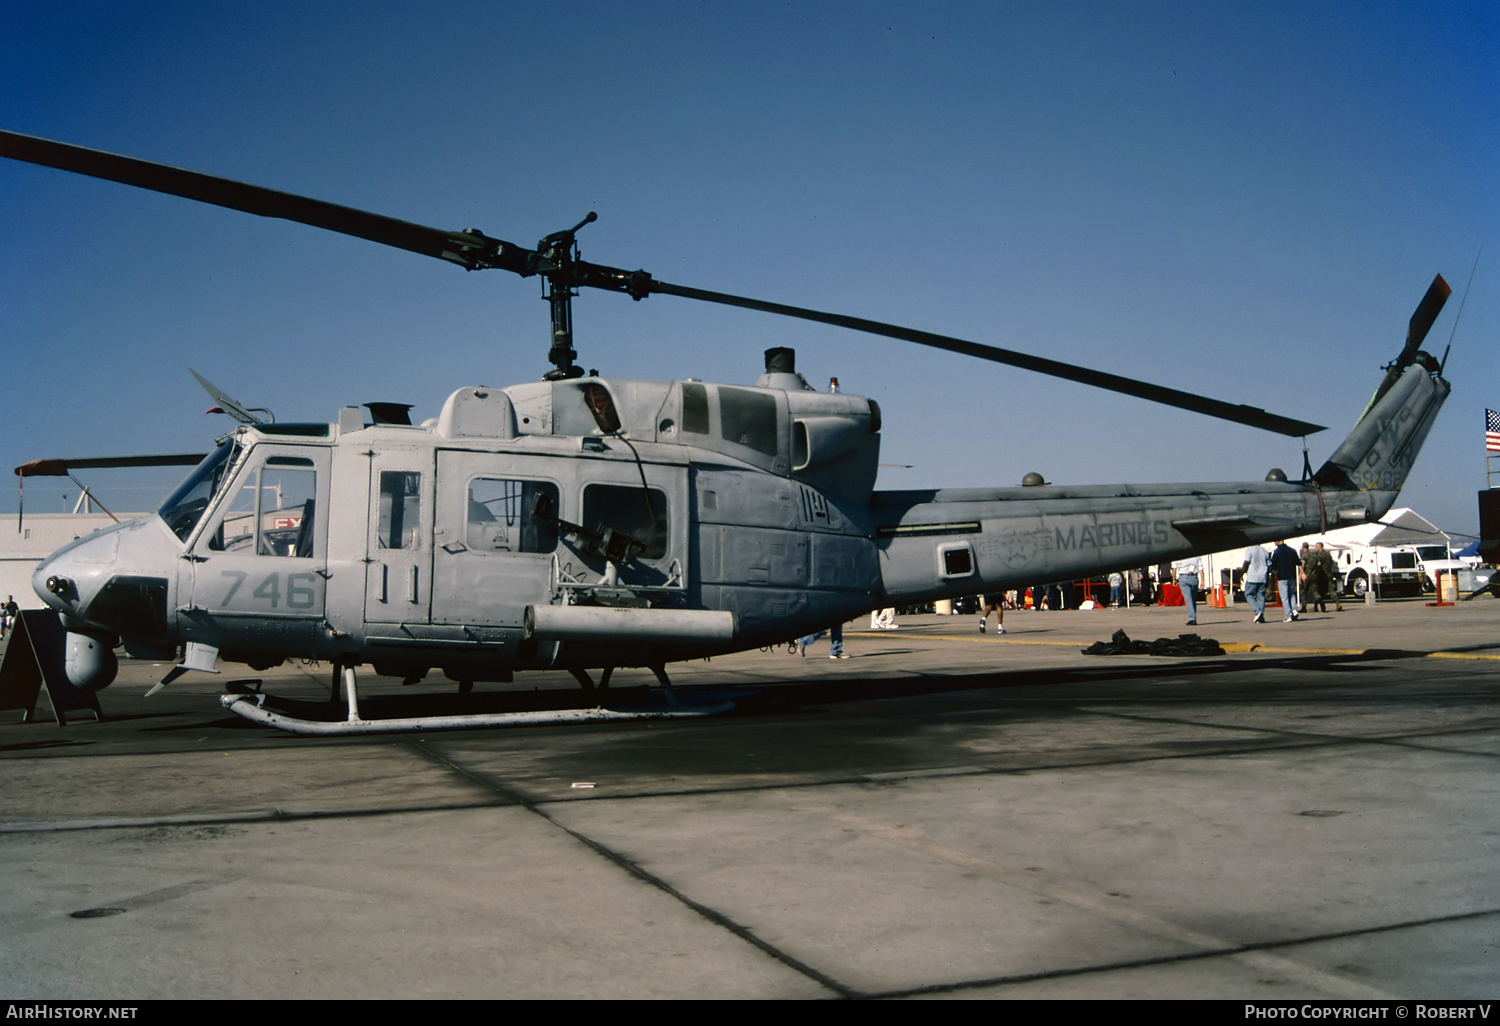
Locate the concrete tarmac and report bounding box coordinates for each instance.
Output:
[2,595,1497,999]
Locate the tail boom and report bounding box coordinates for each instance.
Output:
[873,364,1449,606]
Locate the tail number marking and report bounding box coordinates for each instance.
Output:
[219,570,321,610]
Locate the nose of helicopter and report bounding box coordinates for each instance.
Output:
[31,522,124,622]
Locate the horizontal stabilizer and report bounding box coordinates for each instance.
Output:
[1172,513,1298,532]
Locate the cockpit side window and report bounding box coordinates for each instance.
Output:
[208,456,318,557]
[212,477,259,553]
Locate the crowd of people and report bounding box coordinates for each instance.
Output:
[993,544,1340,627]
[788,541,1350,658]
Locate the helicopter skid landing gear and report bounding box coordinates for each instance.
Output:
[573,664,679,703]
[218,661,733,735]
[649,664,682,708]
[569,667,597,695]
[568,666,617,695]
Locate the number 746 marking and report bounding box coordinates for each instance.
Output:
[220,570,320,609]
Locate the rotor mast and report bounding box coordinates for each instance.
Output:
[538,212,596,380]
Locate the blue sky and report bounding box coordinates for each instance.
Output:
[3,1,1496,537]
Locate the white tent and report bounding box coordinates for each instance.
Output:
[1198,508,1448,597]
[1288,507,1449,551]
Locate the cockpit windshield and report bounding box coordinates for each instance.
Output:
[158,440,241,541]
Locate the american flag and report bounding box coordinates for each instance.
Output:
[1488,409,1500,453]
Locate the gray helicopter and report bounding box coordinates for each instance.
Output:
[2,130,1452,734]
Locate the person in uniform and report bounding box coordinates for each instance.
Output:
[1306,542,1342,613]
[1298,542,1313,613]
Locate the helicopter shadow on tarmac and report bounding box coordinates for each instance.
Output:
[127,647,1428,740]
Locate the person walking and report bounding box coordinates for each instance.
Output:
[797,622,848,659]
[1242,544,1270,624]
[1172,556,1202,626]
[1306,542,1341,612]
[1297,542,1313,613]
[1138,568,1155,606]
[978,593,1005,634]
[1270,540,1301,622]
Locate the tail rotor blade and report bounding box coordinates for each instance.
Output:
[1404,274,1452,358]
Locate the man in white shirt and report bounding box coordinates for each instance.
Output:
[1242,545,1270,624]
[1172,557,1202,627]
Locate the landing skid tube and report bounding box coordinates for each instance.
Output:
[219,663,733,735]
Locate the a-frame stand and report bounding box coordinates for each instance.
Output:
[0,609,102,724]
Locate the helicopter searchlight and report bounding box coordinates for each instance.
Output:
[1,129,1453,734]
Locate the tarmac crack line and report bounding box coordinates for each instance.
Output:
[826,811,1401,1000]
[1086,708,1500,761]
[866,906,1500,999]
[0,799,505,834]
[405,739,860,999]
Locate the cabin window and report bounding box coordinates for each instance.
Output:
[682,382,710,435]
[466,478,559,553]
[209,456,317,557]
[583,484,668,560]
[719,387,778,456]
[377,471,421,551]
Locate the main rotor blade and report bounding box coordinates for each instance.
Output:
[16,454,207,477]
[649,281,1326,437]
[0,129,528,273]
[0,129,1324,435]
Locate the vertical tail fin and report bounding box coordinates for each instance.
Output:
[1316,364,1449,519]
